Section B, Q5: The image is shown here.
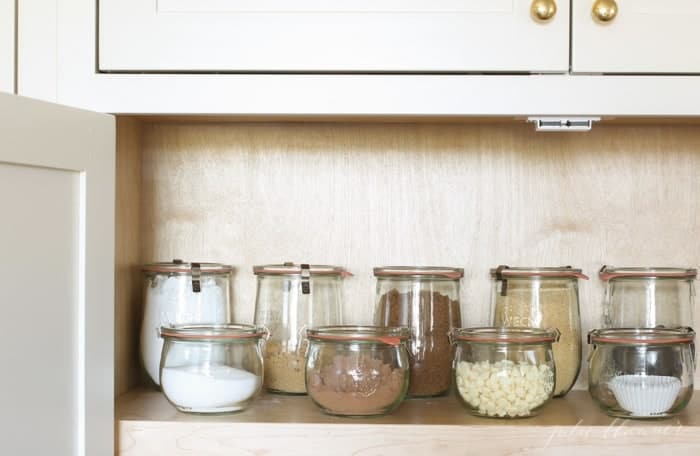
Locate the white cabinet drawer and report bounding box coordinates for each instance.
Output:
[98,0,569,73]
[573,0,700,73]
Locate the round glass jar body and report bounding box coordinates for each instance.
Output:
[452,327,558,418]
[159,324,265,414]
[141,260,232,386]
[489,266,586,397]
[373,266,463,397]
[588,328,695,419]
[305,326,410,417]
[253,263,347,394]
[600,267,696,329]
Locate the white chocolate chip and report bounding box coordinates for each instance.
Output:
[456,360,554,418]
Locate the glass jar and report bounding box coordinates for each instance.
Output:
[373,266,463,397]
[305,326,410,417]
[588,328,695,419]
[253,263,348,394]
[489,265,587,397]
[451,327,559,418]
[159,324,265,414]
[141,260,232,386]
[600,266,697,328]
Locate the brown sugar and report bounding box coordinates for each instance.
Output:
[264,341,307,394]
[377,289,461,397]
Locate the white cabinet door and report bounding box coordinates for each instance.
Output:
[0,93,114,455]
[573,0,700,73]
[99,0,569,73]
[0,0,14,92]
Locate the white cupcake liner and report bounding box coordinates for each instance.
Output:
[609,375,681,417]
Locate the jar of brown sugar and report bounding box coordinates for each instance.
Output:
[373,266,463,397]
[253,263,349,394]
[306,326,410,416]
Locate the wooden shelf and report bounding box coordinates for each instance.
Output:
[117,388,700,455]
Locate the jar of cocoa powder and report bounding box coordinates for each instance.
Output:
[306,326,410,416]
[373,266,463,397]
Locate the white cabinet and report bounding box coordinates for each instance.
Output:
[573,0,700,73]
[0,93,115,455]
[98,0,569,73]
[0,0,14,93]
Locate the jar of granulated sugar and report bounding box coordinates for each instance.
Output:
[141,260,232,386]
[160,324,265,414]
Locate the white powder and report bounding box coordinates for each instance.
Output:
[140,275,229,385]
[161,364,261,413]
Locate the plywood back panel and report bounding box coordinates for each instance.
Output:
[118,121,700,392]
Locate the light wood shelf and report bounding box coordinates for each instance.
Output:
[117,389,700,455]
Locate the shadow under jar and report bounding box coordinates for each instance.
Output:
[600,266,697,329]
[490,266,587,397]
[451,327,559,418]
[305,326,410,417]
[374,266,463,398]
[159,324,265,414]
[588,328,695,419]
[253,263,348,395]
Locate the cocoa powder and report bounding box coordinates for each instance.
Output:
[307,352,407,415]
[377,289,461,397]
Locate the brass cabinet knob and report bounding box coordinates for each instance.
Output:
[592,0,618,23]
[531,0,557,22]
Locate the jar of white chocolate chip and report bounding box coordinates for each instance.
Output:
[450,327,559,418]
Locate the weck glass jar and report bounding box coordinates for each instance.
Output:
[159,324,265,414]
[141,260,232,386]
[374,266,463,397]
[588,328,695,419]
[254,263,348,394]
[306,326,410,417]
[451,327,559,418]
[489,265,588,397]
[600,266,697,329]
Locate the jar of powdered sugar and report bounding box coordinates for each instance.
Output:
[160,324,265,414]
[141,260,232,386]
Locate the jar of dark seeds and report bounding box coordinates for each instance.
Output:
[373,266,463,397]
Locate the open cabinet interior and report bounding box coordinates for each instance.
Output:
[116,117,700,396]
[113,117,700,453]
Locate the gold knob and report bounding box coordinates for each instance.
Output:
[592,0,618,23]
[531,0,557,22]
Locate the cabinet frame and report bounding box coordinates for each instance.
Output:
[13,0,700,115]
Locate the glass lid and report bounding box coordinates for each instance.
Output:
[599,266,697,281]
[160,324,267,340]
[451,327,560,344]
[143,259,233,275]
[307,325,410,346]
[588,327,695,345]
[253,262,351,277]
[373,266,464,279]
[490,265,589,280]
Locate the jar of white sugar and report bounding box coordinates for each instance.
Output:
[141,260,232,386]
[160,324,265,414]
[451,327,559,418]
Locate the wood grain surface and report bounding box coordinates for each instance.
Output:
[117,388,700,455]
[115,117,144,396]
[116,120,700,395]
